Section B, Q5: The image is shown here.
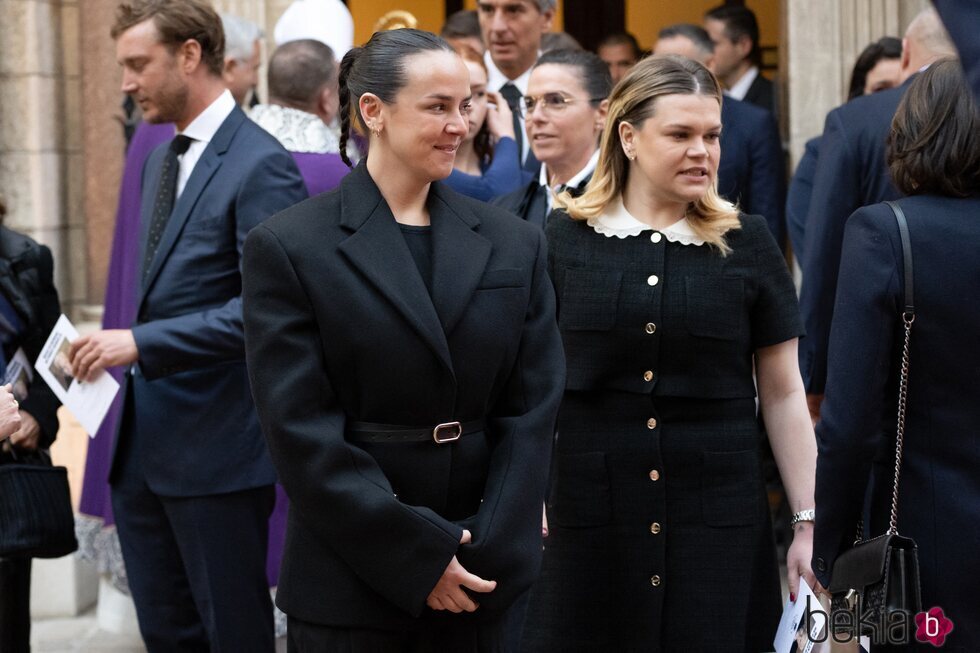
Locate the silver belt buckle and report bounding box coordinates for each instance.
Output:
[432,421,462,444]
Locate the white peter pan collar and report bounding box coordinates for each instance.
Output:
[587,198,706,246]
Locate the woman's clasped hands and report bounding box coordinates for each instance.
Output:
[426,529,497,613]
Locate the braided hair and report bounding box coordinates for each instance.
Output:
[338,29,454,168]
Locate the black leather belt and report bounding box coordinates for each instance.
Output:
[347,419,485,444]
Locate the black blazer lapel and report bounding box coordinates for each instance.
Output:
[337,165,454,375]
[140,108,246,300]
[428,183,491,337]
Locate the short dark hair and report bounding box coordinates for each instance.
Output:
[541,32,583,53]
[847,36,902,101]
[534,48,612,105]
[268,40,337,109]
[111,0,225,77]
[338,29,454,168]
[597,32,642,60]
[888,59,980,198]
[658,24,714,58]
[441,9,481,40]
[704,5,760,66]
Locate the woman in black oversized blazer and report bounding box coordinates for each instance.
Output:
[813,61,980,651]
[242,30,564,651]
[0,195,64,653]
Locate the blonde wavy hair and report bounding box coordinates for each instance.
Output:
[556,54,741,254]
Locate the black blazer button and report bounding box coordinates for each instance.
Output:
[815,557,827,573]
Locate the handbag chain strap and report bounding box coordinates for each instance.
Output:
[853,202,914,544]
[886,200,915,536]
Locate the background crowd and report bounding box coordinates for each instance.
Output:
[0,0,977,651]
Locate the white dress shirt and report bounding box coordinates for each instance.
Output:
[484,51,539,164]
[724,65,759,101]
[176,89,236,198]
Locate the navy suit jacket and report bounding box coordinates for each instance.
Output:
[797,78,912,393]
[718,98,786,246]
[114,105,308,496]
[813,197,980,649]
[785,136,821,259]
[934,0,980,103]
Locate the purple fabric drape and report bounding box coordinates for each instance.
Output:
[77,121,289,587]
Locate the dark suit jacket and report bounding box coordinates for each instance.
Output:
[813,196,980,650]
[797,78,912,394]
[491,173,592,229]
[242,163,565,628]
[718,98,786,246]
[0,228,61,448]
[742,72,777,117]
[934,0,980,104]
[115,105,307,496]
[785,136,820,259]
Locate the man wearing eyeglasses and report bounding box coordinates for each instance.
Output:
[493,49,611,228]
[477,0,556,177]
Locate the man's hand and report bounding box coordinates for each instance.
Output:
[69,329,138,382]
[425,529,497,613]
[9,411,41,451]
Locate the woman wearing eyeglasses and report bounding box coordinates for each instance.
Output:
[521,55,817,652]
[493,49,610,228]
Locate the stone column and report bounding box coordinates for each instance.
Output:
[79,0,126,317]
[784,0,929,168]
[0,0,87,317]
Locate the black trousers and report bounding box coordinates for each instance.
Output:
[0,557,31,653]
[111,391,276,653]
[286,611,520,653]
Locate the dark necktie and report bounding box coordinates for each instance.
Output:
[499,83,525,163]
[143,134,192,284]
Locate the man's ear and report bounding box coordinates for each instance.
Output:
[735,34,753,61]
[540,8,555,34]
[179,38,204,74]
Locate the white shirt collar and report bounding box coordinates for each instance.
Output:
[180,89,236,144]
[724,65,759,101]
[484,50,537,95]
[174,90,236,198]
[539,149,600,213]
[586,197,706,246]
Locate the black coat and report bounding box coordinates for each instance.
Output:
[798,77,912,394]
[0,227,61,448]
[241,163,565,630]
[813,196,980,651]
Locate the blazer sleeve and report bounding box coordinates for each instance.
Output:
[242,223,464,618]
[132,150,307,380]
[455,228,565,609]
[798,107,859,394]
[19,244,62,449]
[748,111,787,247]
[812,204,901,588]
[444,137,524,202]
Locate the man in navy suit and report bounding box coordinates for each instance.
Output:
[70,2,306,650]
[704,5,777,117]
[654,24,786,245]
[797,8,955,418]
[933,0,980,103]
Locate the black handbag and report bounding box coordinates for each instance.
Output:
[828,201,922,633]
[0,442,78,559]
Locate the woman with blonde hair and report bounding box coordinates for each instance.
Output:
[521,54,817,651]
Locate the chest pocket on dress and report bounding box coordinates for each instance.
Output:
[684,276,743,341]
[559,268,622,331]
